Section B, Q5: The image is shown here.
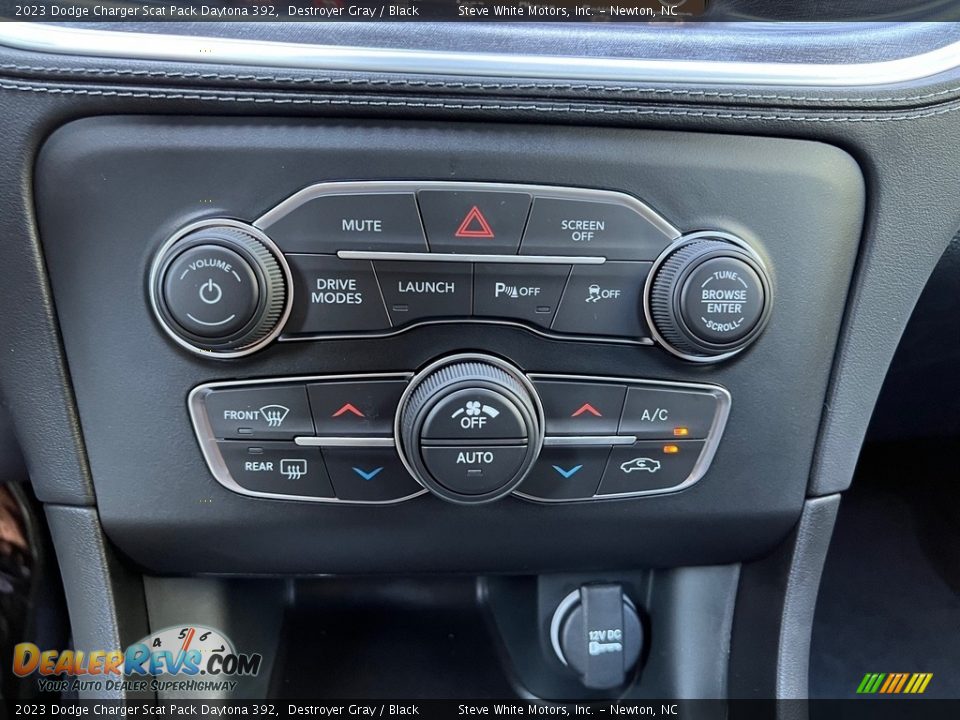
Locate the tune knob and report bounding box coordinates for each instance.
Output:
[646,235,771,361]
[150,222,291,358]
[397,356,543,504]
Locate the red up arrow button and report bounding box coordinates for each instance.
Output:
[571,403,603,418]
[332,403,365,418]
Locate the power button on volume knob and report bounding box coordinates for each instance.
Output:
[151,224,290,357]
[648,237,771,361]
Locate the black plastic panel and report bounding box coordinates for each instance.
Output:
[35,117,863,574]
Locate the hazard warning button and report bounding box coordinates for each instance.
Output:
[418,191,531,254]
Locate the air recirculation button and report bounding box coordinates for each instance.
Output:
[398,358,543,504]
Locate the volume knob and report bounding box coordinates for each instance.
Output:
[150,223,291,358]
[647,236,771,361]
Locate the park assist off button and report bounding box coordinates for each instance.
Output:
[474,263,570,328]
[285,255,390,334]
[520,197,673,260]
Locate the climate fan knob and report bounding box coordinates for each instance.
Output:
[397,357,543,504]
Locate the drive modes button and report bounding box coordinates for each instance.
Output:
[285,255,390,334]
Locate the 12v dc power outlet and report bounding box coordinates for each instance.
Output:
[551,584,643,690]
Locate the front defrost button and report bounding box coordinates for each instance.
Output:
[204,385,315,440]
[473,263,570,328]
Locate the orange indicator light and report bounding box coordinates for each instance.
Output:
[663,444,680,454]
[673,427,689,437]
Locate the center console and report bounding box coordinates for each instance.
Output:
[34,117,864,577]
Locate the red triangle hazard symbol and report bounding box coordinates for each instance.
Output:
[455,206,495,239]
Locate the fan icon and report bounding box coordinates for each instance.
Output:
[465,401,482,416]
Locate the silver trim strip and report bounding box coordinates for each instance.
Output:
[4,23,960,87]
[255,181,680,241]
[339,251,605,265]
[295,436,396,448]
[187,372,427,505]
[514,373,732,503]
[280,317,655,347]
[542,435,636,447]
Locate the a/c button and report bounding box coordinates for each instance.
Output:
[619,387,718,440]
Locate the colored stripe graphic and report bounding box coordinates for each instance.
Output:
[857,673,932,694]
